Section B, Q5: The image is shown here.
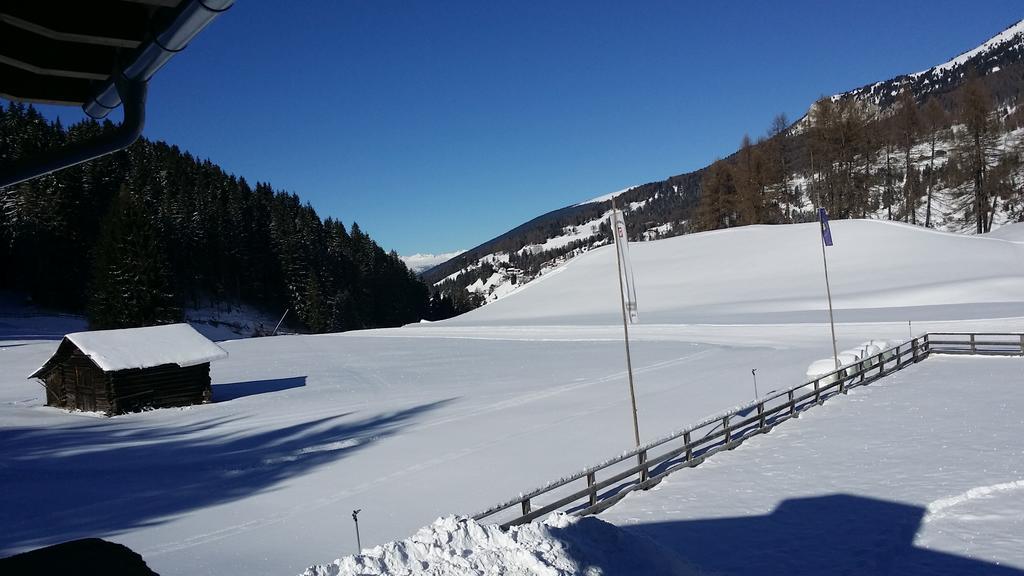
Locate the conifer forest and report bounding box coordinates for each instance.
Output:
[0,102,436,332]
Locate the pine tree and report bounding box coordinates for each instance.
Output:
[88,187,181,329]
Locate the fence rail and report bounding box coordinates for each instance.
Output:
[472,332,1023,528]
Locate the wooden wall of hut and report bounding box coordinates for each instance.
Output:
[42,348,212,415]
[108,363,211,414]
[45,349,111,413]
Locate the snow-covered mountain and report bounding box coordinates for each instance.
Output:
[835,19,1024,109]
[400,251,466,274]
[424,18,1024,309]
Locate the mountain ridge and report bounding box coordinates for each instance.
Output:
[425,17,1024,309]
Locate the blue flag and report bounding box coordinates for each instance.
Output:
[818,207,833,246]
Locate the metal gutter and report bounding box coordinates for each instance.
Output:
[0,0,234,188]
[0,78,146,189]
[85,0,235,119]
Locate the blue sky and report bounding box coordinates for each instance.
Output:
[30,1,1024,255]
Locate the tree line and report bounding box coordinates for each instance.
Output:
[694,75,1024,234]
[0,102,435,332]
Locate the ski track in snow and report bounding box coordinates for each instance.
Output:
[141,348,716,558]
[924,480,1024,522]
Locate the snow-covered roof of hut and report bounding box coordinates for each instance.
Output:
[29,323,228,378]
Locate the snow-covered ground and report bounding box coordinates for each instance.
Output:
[300,513,695,576]
[1,220,1023,575]
[601,355,1024,574]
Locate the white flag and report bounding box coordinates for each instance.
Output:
[611,209,639,323]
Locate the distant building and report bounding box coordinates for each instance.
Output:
[504,267,523,284]
[29,324,228,415]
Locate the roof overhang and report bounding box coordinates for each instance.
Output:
[0,0,234,188]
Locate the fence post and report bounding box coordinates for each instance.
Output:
[814,378,821,403]
[638,450,648,483]
[521,498,531,517]
[587,472,597,507]
[723,415,731,444]
[757,402,766,429]
[684,431,692,461]
[788,390,796,417]
[970,334,976,354]
[1019,334,1023,355]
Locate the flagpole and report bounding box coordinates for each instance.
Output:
[819,214,840,371]
[612,196,641,449]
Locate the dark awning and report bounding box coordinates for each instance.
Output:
[1,0,233,117]
[0,0,234,188]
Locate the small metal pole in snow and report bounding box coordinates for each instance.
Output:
[611,195,641,450]
[818,211,840,371]
[272,308,289,336]
[751,368,759,398]
[352,509,362,553]
[908,320,912,340]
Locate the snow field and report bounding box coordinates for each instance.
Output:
[599,355,1024,574]
[2,220,1024,575]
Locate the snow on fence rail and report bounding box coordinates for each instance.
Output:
[472,332,1024,529]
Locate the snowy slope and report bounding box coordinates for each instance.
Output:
[2,221,1023,576]
[441,219,1024,326]
[574,186,638,207]
[910,19,1024,79]
[985,221,1024,242]
[827,18,1024,109]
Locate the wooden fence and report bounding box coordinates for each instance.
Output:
[472,332,1023,528]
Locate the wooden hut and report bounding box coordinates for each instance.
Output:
[29,324,228,415]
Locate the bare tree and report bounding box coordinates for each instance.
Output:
[694,159,738,231]
[953,76,998,233]
[921,97,947,227]
[894,87,920,223]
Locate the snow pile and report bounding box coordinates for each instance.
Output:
[300,513,693,576]
[804,339,903,382]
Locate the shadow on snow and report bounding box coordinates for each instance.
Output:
[553,494,1023,575]
[0,398,454,555]
[213,376,307,402]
